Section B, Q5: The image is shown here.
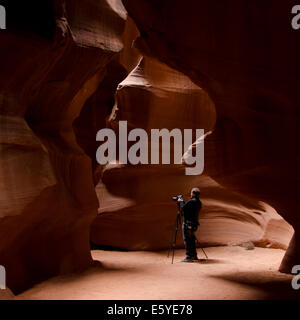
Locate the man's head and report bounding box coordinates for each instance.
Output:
[191,187,200,198]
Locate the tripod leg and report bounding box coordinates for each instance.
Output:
[168,224,177,260]
[200,247,208,259]
[168,216,178,258]
[171,244,175,264]
[168,207,182,264]
[171,217,179,264]
[171,214,181,264]
[195,235,208,259]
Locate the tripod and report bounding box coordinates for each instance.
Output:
[168,203,208,263]
[167,203,182,264]
[195,236,208,259]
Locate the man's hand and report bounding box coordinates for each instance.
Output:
[177,198,183,202]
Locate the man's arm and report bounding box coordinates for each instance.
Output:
[178,200,185,210]
[178,199,193,212]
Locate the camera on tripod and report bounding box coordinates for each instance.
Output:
[172,195,183,201]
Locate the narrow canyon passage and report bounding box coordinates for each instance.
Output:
[0,0,299,298]
[14,247,297,300]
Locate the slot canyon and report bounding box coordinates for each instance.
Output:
[0,0,299,299]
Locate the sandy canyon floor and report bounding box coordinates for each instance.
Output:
[5,246,300,300]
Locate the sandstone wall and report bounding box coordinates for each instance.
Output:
[0,0,127,293]
[122,0,300,272]
[91,56,293,251]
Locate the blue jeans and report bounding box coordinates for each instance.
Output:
[182,223,198,259]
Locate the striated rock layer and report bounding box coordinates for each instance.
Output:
[122,0,300,272]
[91,56,293,251]
[0,0,127,293]
[92,166,292,251]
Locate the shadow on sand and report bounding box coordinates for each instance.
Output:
[209,270,298,299]
[193,259,224,264]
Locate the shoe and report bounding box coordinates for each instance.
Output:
[192,257,200,261]
[181,257,193,262]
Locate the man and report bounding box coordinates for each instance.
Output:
[178,187,202,262]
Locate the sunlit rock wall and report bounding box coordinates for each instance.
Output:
[122,0,300,272]
[91,56,293,251]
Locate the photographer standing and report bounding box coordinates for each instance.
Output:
[177,187,202,262]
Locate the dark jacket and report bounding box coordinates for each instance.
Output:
[180,197,202,226]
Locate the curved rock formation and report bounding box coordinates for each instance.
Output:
[0,0,297,296]
[0,0,127,293]
[122,0,300,272]
[92,166,292,251]
[91,56,293,251]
